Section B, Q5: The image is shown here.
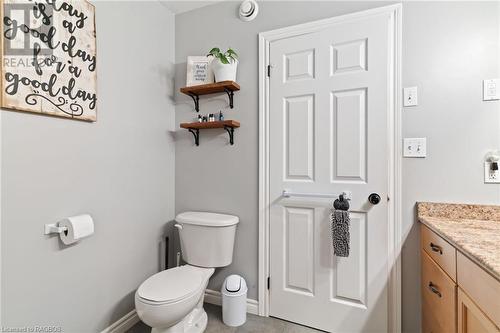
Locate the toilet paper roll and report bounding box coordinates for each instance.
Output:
[59,214,94,245]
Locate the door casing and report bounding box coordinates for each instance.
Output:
[258,4,403,332]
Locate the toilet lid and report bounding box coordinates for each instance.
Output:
[137,266,202,303]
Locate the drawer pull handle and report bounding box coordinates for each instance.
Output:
[430,243,443,255]
[428,282,442,298]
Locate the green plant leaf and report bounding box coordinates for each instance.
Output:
[219,55,230,64]
[209,47,220,54]
[207,47,221,58]
[227,48,238,58]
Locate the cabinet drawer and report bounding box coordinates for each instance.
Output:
[457,252,500,328]
[421,224,457,281]
[422,250,457,333]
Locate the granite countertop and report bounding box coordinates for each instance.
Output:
[417,202,500,281]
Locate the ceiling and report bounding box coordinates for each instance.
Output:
[160,0,228,14]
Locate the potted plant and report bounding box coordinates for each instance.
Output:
[207,47,238,82]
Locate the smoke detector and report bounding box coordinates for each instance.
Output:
[239,0,259,22]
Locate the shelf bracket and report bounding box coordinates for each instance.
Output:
[188,128,200,146]
[224,126,235,145]
[188,93,200,112]
[224,88,234,109]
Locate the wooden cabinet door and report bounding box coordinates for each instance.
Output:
[457,252,500,328]
[458,288,500,333]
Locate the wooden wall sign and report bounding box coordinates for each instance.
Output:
[0,0,97,121]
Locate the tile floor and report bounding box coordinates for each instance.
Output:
[127,303,323,333]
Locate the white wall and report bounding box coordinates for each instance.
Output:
[174,2,499,332]
[0,2,176,331]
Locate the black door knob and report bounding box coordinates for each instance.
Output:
[368,193,381,205]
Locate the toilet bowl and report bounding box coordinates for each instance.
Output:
[135,212,239,333]
[135,265,214,333]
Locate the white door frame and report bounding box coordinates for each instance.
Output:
[258,4,403,332]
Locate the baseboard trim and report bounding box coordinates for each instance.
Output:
[100,309,140,333]
[204,289,259,315]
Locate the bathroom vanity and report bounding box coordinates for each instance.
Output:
[418,202,500,333]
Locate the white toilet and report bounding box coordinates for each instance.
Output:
[135,212,239,333]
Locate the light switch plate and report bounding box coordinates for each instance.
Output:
[483,79,500,101]
[403,138,426,158]
[484,162,500,183]
[403,86,418,106]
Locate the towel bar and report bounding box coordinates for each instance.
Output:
[282,189,352,200]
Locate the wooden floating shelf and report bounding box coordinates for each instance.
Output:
[180,120,240,146]
[180,120,240,130]
[180,81,240,96]
[180,81,240,112]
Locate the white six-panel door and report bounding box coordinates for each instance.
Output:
[268,10,394,333]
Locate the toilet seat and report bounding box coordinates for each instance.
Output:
[137,266,203,305]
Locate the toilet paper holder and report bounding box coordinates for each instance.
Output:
[44,223,68,235]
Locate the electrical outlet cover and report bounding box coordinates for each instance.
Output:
[484,162,500,183]
[403,86,418,107]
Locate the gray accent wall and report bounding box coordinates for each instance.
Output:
[174,2,499,332]
[1,2,175,331]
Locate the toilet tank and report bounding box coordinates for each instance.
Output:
[175,212,239,268]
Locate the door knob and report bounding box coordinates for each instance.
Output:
[368,193,381,205]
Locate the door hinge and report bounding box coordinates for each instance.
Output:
[267,276,270,289]
[267,65,271,77]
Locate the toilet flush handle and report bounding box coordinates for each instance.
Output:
[174,224,183,230]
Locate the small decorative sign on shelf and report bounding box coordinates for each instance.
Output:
[186,56,214,87]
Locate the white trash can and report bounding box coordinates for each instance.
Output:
[221,274,247,327]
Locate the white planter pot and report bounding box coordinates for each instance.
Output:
[212,59,238,82]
